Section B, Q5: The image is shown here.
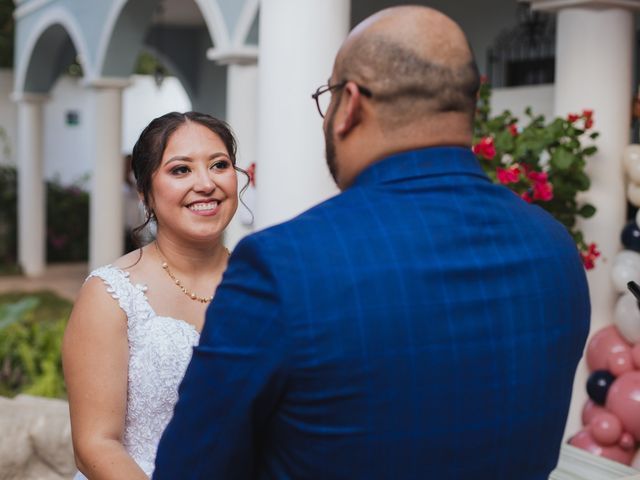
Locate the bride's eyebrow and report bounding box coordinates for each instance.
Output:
[164,156,192,166]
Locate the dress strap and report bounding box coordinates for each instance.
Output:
[87,265,152,324]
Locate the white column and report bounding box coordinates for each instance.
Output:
[224,62,258,248]
[14,94,47,277]
[86,79,128,270]
[255,0,350,229]
[531,0,640,441]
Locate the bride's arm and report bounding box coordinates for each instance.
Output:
[63,277,147,480]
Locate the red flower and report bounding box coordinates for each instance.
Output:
[585,118,594,129]
[246,162,256,187]
[473,136,496,160]
[508,124,518,137]
[527,171,548,183]
[580,242,600,270]
[533,180,554,201]
[567,113,580,123]
[496,165,520,184]
[583,109,593,120]
[520,191,533,203]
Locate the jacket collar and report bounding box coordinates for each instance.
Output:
[351,146,489,188]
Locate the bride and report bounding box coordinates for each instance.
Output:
[63,111,244,479]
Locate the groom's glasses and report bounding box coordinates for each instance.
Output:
[311,81,373,118]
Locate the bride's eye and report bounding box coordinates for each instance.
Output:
[211,160,231,170]
[171,165,190,175]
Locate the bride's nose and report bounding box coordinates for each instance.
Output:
[193,166,215,193]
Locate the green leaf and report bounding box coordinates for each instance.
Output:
[573,172,591,191]
[582,146,598,156]
[0,297,40,330]
[494,130,514,152]
[551,148,575,170]
[578,204,597,218]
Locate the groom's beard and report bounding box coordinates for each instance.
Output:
[324,107,339,186]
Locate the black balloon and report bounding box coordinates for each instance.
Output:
[587,370,616,406]
[621,221,640,252]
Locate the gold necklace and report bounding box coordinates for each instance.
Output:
[154,242,229,304]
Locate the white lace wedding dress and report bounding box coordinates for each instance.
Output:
[73,265,200,479]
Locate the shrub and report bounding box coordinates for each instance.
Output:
[473,81,599,269]
[0,291,71,398]
[0,165,90,270]
[46,178,89,262]
[0,164,17,270]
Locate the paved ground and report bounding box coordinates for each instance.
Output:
[0,263,88,302]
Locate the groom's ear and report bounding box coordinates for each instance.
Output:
[335,81,365,138]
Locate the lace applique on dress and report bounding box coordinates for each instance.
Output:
[85,265,200,477]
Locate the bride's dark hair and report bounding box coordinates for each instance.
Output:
[129,111,250,248]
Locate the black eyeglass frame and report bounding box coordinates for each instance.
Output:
[311,81,373,118]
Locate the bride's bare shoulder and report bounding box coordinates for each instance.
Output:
[111,247,151,271]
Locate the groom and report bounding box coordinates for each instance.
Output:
[155,6,590,479]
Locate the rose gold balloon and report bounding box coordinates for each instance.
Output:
[608,350,635,377]
[590,412,623,446]
[570,430,634,465]
[586,326,632,372]
[631,344,640,369]
[619,432,636,451]
[630,446,640,469]
[582,400,608,426]
[606,371,640,441]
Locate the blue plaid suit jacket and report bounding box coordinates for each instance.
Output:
[154,147,590,479]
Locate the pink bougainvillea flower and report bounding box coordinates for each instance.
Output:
[496,165,520,184]
[582,109,594,129]
[473,136,496,160]
[246,162,256,187]
[580,242,600,270]
[520,191,533,203]
[567,113,580,123]
[527,171,548,183]
[533,180,554,201]
[508,124,518,137]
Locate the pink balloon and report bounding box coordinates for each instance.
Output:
[631,344,640,369]
[590,412,622,445]
[631,447,640,469]
[582,400,609,426]
[606,371,640,440]
[586,326,632,372]
[608,350,635,377]
[620,432,636,451]
[569,429,634,465]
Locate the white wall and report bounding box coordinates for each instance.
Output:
[122,75,191,154]
[42,76,93,185]
[491,84,555,122]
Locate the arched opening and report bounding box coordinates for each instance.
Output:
[100,0,228,118]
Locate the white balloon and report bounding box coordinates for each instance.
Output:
[614,250,640,269]
[628,182,640,207]
[614,292,640,343]
[623,144,640,174]
[629,161,640,183]
[611,261,640,293]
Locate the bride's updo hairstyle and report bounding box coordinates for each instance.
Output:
[129,111,247,248]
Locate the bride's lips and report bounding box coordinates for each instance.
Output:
[187,200,220,216]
